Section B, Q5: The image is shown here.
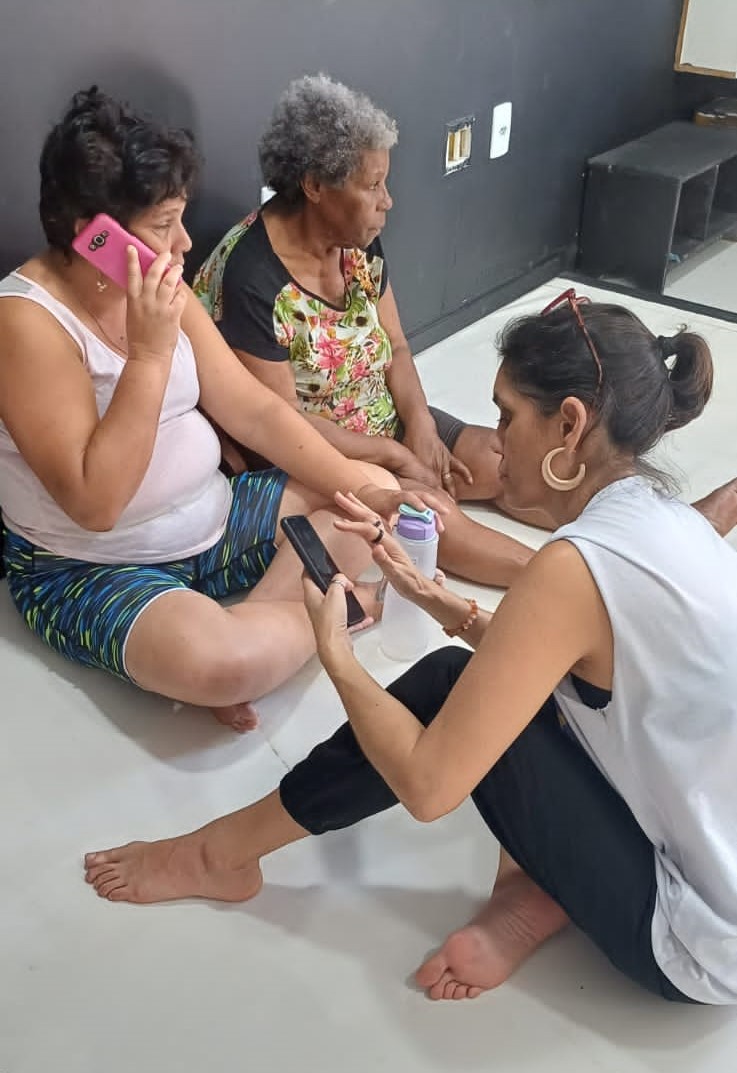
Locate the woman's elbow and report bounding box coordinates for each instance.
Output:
[402,780,458,824]
[62,495,122,532]
[72,509,119,532]
[81,513,119,532]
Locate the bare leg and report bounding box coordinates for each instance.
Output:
[437,502,533,588]
[692,477,737,536]
[124,479,379,730]
[415,849,568,1000]
[84,790,307,903]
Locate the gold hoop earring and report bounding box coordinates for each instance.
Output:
[96,272,108,293]
[541,447,585,491]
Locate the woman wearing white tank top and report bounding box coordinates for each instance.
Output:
[0,87,440,733]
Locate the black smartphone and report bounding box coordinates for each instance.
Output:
[281,515,366,628]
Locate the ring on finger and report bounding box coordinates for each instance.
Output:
[370,519,385,545]
[330,577,348,589]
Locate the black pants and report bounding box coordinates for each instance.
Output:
[280,646,695,1002]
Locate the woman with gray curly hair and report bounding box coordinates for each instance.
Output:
[195,73,533,587]
[258,73,399,204]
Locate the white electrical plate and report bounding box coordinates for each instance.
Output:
[490,101,512,159]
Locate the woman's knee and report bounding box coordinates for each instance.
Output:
[138,636,261,704]
[278,479,331,521]
[387,645,472,725]
[125,597,259,701]
[192,644,259,701]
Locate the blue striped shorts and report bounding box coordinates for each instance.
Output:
[2,468,289,682]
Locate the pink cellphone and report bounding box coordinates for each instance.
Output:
[72,213,159,289]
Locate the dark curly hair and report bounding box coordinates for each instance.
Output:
[39,86,201,253]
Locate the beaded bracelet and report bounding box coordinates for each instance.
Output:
[442,598,479,637]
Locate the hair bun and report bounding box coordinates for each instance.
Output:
[657,335,679,361]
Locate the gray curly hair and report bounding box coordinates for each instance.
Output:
[258,73,398,206]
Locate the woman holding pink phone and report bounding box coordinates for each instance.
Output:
[0,87,438,731]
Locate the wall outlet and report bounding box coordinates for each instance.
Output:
[490,101,512,159]
[445,116,474,174]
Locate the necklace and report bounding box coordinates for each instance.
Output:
[50,254,128,353]
[78,300,128,354]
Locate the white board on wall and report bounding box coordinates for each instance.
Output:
[676,0,737,77]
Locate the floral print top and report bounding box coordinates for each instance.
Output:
[193,211,398,437]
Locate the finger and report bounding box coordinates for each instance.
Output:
[340,489,372,510]
[126,245,144,298]
[332,516,395,549]
[370,537,413,572]
[302,571,351,618]
[153,272,186,317]
[300,573,325,615]
[398,489,449,516]
[332,516,371,535]
[169,276,189,316]
[449,455,474,485]
[441,470,459,501]
[386,489,446,535]
[141,249,175,292]
[372,544,392,568]
[160,263,184,293]
[335,489,377,521]
[345,486,399,527]
[329,572,355,593]
[369,518,386,545]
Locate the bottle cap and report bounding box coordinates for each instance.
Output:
[396,503,436,541]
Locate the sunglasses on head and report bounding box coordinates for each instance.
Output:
[540,287,604,391]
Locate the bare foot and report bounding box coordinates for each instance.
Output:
[414,871,568,1000]
[84,833,263,904]
[211,700,260,733]
[693,478,737,537]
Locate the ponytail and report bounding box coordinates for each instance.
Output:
[663,331,713,432]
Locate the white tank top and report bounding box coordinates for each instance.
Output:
[0,271,231,563]
[552,477,737,1003]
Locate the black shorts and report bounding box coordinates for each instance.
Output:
[395,405,466,453]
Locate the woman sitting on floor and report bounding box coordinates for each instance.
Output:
[86,294,737,1005]
[0,87,437,733]
[193,72,534,588]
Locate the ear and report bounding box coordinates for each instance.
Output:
[558,396,590,449]
[73,218,91,237]
[301,173,322,205]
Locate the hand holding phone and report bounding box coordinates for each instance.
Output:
[281,515,366,628]
[72,213,160,290]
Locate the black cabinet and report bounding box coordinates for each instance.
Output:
[578,121,737,292]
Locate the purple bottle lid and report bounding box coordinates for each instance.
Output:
[396,503,436,541]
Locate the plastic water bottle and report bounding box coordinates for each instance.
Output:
[380,504,439,661]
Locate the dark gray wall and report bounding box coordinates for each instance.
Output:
[0,0,717,348]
